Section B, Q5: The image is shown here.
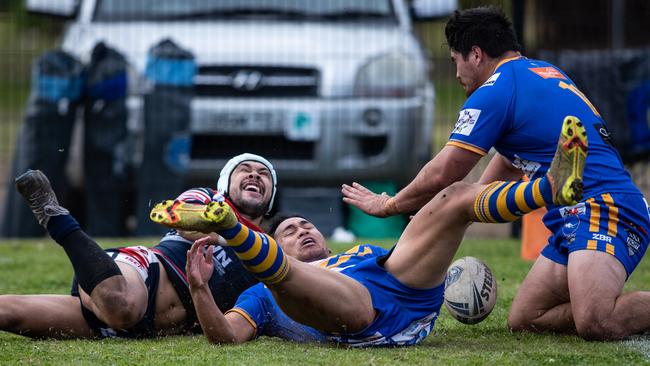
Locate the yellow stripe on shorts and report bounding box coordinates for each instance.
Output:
[587,240,598,250]
[602,193,619,237]
[587,198,600,232]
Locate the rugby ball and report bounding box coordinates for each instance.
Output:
[444,256,497,324]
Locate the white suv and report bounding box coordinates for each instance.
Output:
[28,0,455,186]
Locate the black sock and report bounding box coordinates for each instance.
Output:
[47,215,122,294]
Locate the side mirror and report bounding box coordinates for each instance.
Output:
[410,0,458,21]
[25,0,78,19]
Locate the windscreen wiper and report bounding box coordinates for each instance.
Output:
[151,7,313,21]
[315,10,392,21]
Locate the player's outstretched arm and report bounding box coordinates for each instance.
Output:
[186,238,254,344]
[342,145,481,216]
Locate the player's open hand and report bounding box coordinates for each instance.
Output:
[186,237,215,289]
[341,182,396,218]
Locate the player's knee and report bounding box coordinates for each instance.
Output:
[101,297,143,330]
[575,312,626,341]
[507,308,540,333]
[507,312,529,332]
[507,300,550,333]
[442,181,472,198]
[436,182,473,210]
[93,289,144,329]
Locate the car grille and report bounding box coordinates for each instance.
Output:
[194,65,319,97]
[190,134,315,160]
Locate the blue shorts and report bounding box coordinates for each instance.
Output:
[231,249,444,347]
[332,254,445,346]
[541,193,650,277]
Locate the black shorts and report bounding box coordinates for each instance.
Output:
[70,247,161,339]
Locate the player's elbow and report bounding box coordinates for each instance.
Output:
[206,331,248,345]
[418,168,448,194]
[203,325,246,345]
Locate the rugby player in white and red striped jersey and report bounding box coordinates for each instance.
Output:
[0,153,277,339]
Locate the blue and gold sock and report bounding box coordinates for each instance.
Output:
[218,222,290,284]
[473,177,553,223]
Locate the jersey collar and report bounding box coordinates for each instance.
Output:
[493,54,524,72]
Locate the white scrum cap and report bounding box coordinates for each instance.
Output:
[216,153,277,214]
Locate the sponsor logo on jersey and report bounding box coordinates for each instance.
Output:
[453,109,481,136]
[560,203,586,218]
[512,154,541,178]
[626,230,642,256]
[212,245,233,274]
[480,72,501,88]
[529,67,567,80]
[592,233,613,243]
[122,255,145,271]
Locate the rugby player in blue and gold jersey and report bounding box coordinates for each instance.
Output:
[342,6,650,341]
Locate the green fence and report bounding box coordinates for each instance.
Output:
[0,3,648,236]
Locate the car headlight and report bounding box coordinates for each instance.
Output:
[354,52,425,98]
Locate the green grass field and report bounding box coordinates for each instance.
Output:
[1,237,650,365]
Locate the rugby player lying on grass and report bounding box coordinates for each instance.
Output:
[151,120,587,346]
[0,153,276,339]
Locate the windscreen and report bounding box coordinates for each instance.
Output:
[94,0,395,22]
